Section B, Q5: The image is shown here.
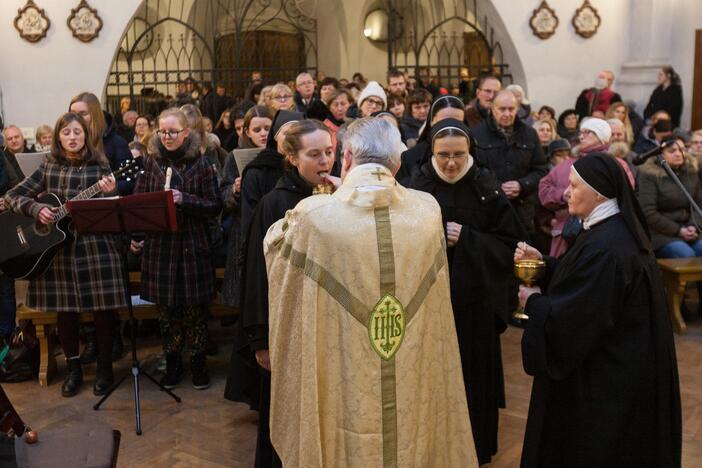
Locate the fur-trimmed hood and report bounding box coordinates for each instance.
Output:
[640,153,696,177]
[147,131,202,160]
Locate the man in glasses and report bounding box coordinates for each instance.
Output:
[466,74,502,127]
[294,72,319,116]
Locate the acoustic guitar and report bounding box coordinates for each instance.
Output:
[0,159,142,279]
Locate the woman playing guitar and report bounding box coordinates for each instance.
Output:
[3,112,126,397]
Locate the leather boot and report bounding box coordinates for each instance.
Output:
[62,358,83,397]
[191,353,210,390]
[93,360,114,396]
[159,353,183,389]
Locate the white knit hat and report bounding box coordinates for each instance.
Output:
[580,117,612,144]
[358,81,387,108]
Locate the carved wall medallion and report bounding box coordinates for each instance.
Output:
[572,0,601,39]
[14,0,50,43]
[67,0,103,43]
[529,1,559,40]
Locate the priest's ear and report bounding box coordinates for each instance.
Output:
[340,147,354,179]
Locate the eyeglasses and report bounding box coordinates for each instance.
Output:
[157,129,185,139]
[579,129,595,137]
[364,98,385,108]
[297,80,314,87]
[691,140,702,146]
[274,95,292,101]
[435,154,468,162]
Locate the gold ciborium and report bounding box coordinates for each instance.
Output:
[312,184,333,195]
[513,259,546,320]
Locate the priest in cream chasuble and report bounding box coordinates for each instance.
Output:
[264,123,478,468]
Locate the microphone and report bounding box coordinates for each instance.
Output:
[631,145,664,166]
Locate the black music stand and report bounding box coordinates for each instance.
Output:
[67,191,180,435]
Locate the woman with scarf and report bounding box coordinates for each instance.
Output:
[516,153,681,468]
[135,108,222,390]
[323,88,354,155]
[410,119,526,465]
[539,118,634,257]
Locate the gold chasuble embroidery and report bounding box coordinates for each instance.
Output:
[373,206,400,468]
[368,293,405,360]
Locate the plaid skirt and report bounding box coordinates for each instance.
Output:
[26,233,127,313]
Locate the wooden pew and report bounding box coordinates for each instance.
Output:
[16,269,238,386]
[657,258,702,335]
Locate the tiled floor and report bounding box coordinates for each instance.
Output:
[6,280,702,466]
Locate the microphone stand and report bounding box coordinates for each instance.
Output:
[656,154,702,225]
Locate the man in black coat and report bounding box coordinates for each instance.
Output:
[472,90,548,234]
[293,72,320,117]
[212,84,234,125]
[465,75,501,128]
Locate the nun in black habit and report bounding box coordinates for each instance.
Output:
[515,153,682,468]
[410,119,528,465]
[396,95,465,186]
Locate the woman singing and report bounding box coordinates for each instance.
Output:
[5,112,126,397]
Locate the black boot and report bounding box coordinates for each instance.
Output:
[80,331,98,365]
[62,358,83,397]
[191,353,210,390]
[93,360,114,396]
[160,353,183,389]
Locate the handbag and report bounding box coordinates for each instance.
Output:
[0,324,39,383]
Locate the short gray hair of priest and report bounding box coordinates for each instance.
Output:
[342,117,403,171]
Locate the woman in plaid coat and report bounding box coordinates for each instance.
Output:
[4,112,126,397]
[134,108,222,390]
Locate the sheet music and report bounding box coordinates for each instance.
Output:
[16,151,49,177]
[233,148,262,174]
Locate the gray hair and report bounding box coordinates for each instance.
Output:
[343,117,402,170]
[296,72,313,85]
[607,118,624,130]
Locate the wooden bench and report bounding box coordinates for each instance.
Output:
[657,258,702,335]
[16,269,238,386]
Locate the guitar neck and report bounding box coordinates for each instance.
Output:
[54,172,114,222]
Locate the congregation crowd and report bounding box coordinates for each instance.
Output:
[0,64,691,467]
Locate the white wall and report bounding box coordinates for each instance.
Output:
[0,0,142,128]
[1,0,699,130]
[490,0,630,118]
